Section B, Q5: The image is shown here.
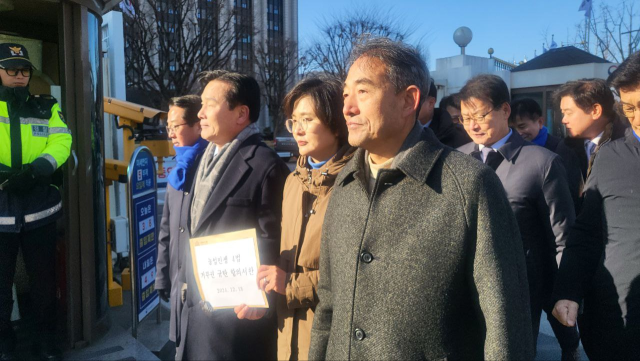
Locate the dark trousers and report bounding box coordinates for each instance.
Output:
[0,222,57,352]
[579,314,640,360]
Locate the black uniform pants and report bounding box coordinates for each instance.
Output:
[0,222,57,351]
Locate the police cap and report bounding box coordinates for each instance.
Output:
[0,43,34,70]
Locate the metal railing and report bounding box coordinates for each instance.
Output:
[493,57,517,71]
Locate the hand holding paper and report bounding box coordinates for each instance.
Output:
[190,229,269,310]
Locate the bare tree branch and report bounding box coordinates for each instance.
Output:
[302,8,425,80]
[124,0,237,109]
[254,38,299,131]
[572,0,640,62]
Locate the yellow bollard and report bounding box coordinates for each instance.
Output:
[122,268,132,291]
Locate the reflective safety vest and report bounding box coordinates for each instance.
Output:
[0,85,72,232]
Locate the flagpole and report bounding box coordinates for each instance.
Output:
[586,7,591,53]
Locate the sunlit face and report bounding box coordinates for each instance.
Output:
[619,86,640,138]
[510,115,543,141]
[0,67,30,88]
[446,105,462,124]
[461,97,511,146]
[559,96,604,139]
[198,80,248,146]
[342,57,409,152]
[290,95,340,162]
[167,106,202,147]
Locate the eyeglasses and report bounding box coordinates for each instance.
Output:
[2,68,31,77]
[285,118,312,133]
[450,115,462,124]
[621,104,639,119]
[166,123,189,134]
[461,107,497,126]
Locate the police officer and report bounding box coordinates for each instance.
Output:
[0,43,71,360]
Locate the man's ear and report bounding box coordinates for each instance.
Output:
[537,116,545,129]
[236,105,251,125]
[591,103,603,120]
[403,85,421,118]
[501,102,512,119]
[428,97,437,109]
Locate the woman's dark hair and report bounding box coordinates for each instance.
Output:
[439,93,460,110]
[197,70,261,123]
[608,51,640,92]
[283,75,348,145]
[459,74,510,109]
[509,98,542,123]
[168,95,201,126]
[553,79,615,120]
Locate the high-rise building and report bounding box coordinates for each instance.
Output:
[123,0,298,129]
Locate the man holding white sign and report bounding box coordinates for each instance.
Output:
[183,71,289,360]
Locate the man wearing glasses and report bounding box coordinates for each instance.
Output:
[457,74,579,360]
[154,95,206,360]
[0,42,71,360]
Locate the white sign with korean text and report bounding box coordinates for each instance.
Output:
[190,229,268,309]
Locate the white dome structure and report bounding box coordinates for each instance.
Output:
[453,27,473,55]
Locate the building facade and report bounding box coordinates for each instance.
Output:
[431,45,613,137]
[123,0,298,130]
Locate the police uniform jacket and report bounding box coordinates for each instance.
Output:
[0,85,71,232]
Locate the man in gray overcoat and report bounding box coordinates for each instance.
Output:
[308,38,534,360]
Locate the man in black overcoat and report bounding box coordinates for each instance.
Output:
[553,51,640,361]
[182,71,289,360]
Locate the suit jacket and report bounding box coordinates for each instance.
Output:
[544,134,584,214]
[458,132,576,304]
[553,128,640,359]
[563,116,629,180]
[155,153,202,348]
[309,123,533,360]
[183,134,290,360]
[427,108,471,148]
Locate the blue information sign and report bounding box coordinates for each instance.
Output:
[127,147,159,334]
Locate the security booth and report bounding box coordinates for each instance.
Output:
[0,0,113,349]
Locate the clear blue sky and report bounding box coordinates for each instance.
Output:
[298,0,624,69]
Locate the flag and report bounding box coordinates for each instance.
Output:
[579,0,592,18]
[119,0,135,18]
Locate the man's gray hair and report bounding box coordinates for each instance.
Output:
[349,37,430,108]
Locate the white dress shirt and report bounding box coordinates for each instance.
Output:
[478,129,512,163]
[584,131,604,162]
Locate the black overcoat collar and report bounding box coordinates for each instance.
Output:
[189,134,262,235]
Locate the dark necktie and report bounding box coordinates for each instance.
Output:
[485,149,504,171]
